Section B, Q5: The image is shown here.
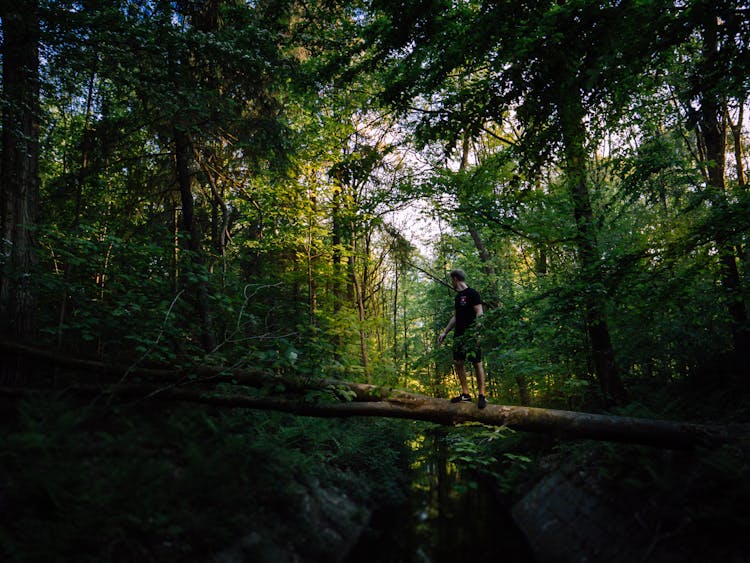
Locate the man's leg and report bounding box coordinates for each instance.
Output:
[450,359,472,402]
[474,360,486,396]
[455,359,470,395]
[474,360,487,408]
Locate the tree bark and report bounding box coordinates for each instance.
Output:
[459,133,497,280]
[560,98,626,404]
[352,257,370,381]
[174,128,216,352]
[696,19,750,371]
[0,2,40,340]
[730,101,747,191]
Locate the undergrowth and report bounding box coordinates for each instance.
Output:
[0,396,413,562]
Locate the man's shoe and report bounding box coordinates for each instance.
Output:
[477,394,487,409]
[450,393,472,403]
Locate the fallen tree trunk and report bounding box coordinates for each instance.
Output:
[0,341,742,450]
[0,382,738,450]
[0,340,407,401]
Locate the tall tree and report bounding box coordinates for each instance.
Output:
[0,1,40,340]
[680,0,750,374]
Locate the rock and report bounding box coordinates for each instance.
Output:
[211,480,370,563]
[511,470,688,563]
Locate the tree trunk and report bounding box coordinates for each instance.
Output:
[392,267,399,364]
[516,375,530,406]
[352,256,370,381]
[460,134,496,276]
[0,2,40,341]
[56,64,97,348]
[560,98,626,405]
[534,180,548,276]
[697,20,750,373]
[307,190,318,324]
[468,228,495,275]
[174,128,216,352]
[458,132,498,307]
[331,184,345,307]
[730,101,747,191]
[72,65,97,230]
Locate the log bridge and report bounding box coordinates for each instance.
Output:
[1,341,744,450]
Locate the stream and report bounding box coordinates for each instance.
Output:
[345,428,536,562]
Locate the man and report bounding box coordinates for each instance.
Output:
[437,269,487,409]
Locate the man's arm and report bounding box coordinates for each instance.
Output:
[438,316,456,343]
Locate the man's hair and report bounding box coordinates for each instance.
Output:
[449,269,466,282]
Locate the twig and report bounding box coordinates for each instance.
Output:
[117,290,185,386]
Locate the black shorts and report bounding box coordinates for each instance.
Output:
[453,338,482,363]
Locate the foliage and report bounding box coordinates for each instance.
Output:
[445,423,533,495]
[0,397,412,561]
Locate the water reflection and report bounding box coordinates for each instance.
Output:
[346,428,535,563]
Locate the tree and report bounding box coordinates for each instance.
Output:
[675,0,750,375]
[0,1,41,340]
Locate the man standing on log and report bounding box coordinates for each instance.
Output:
[438,269,487,409]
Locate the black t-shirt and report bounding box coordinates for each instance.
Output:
[454,287,482,336]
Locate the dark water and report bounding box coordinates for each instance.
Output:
[346,430,536,563]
